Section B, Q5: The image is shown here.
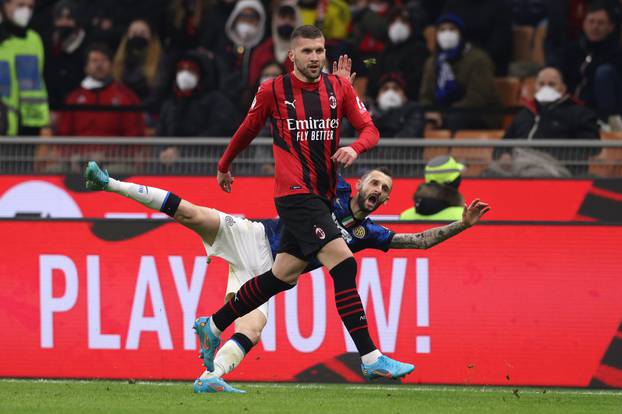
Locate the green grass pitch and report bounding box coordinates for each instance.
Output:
[1,379,621,414]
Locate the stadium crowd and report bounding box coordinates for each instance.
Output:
[1,0,621,176]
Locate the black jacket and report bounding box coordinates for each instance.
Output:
[557,34,622,108]
[502,96,600,174]
[372,102,425,138]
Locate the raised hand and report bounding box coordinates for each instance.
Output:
[332,54,357,85]
[462,199,491,227]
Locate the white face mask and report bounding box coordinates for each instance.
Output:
[437,30,460,50]
[378,89,404,111]
[236,22,258,42]
[388,21,410,44]
[176,70,199,91]
[12,6,32,27]
[534,85,562,103]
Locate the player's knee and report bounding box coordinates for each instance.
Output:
[329,256,357,283]
[235,325,264,345]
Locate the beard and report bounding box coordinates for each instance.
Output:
[355,191,380,215]
[294,57,322,81]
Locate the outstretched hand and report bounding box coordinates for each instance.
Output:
[217,170,234,193]
[332,54,357,85]
[331,146,358,168]
[462,199,491,227]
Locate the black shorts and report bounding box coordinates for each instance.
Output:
[275,194,342,260]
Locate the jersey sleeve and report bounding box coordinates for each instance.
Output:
[341,80,379,155]
[365,221,395,252]
[217,81,273,173]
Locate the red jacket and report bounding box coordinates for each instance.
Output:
[57,80,145,137]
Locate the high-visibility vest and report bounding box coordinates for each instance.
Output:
[0,38,20,135]
[399,206,464,221]
[4,29,49,129]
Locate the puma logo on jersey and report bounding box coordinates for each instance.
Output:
[285,99,296,109]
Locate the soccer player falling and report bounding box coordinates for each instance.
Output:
[85,163,489,393]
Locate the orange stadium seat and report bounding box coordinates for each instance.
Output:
[512,26,534,62]
[520,76,537,101]
[423,25,436,53]
[589,131,622,177]
[451,130,504,177]
[423,129,452,161]
[494,77,521,128]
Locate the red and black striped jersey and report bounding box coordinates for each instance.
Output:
[218,72,379,200]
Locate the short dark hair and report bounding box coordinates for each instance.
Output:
[587,0,616,23]
[362,167,393,180]
[85,42,113,62]
[290,25,324,42]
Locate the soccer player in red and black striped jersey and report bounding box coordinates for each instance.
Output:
[197,25,414,381]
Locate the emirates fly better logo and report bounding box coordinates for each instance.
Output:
[287,116,339,142]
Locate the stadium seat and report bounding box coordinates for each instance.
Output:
[423,25,436,53]
[423,129,452,161]
[589,131,622,177]
[451,130,504,176]
[532,25,546,65]
[494,77,521,128]
[512,26,534,62]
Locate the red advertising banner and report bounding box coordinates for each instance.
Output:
[1,175,621,221]
[1,221,621,387]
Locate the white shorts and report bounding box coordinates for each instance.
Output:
[202,211,274,319]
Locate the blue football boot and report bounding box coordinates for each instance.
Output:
[193,316,220,371]
[84,161,109,191]
[361,355,415,380]
[193,376,246,394]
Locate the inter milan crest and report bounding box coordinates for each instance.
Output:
[329,95,337,109]
[353,225,366,239]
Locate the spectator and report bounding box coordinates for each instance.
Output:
[510,0,548,27]
[217,0,266,107]
[157,52,238,138]
[443,0,513,75]
[248,1,299,89]
[112,19,164,105]
[492,66,599,176]
[255,60,285,137]
[162,0,209,51]
[557,1,622,128]
[298,0,351,41]
[200,0,237,51]
[44,0,88,109]
[0,0,50,135]
[368,6,429,100]
[371,73,425,138]
[57,43,144,137]
[157,52,239,172]
[419,14,501,132]
[400,155,465,220]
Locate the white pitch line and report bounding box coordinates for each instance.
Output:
[1,379,620,396]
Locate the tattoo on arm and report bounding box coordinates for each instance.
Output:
[389,221,468,249]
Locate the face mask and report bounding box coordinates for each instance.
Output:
[276,24,294,39]
[534,85,562,103]
[378,89,404,111]
[236,22,258,41]
[388,21,410,44]
[127,36,149,52]
[437,30,460,50]
[12,6,32,27]
[176,70,199,91]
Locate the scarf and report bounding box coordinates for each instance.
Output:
[434,43,466,106]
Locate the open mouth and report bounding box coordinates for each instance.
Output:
[366,194,378,208]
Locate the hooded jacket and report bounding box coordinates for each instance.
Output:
[157,52,239,137]
[224,0,267,49]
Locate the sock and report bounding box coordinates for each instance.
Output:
[330,257,377,356]
[106,178,181,217]
[209,333,254,377]
[361,349,382,365]
[211,270,294,332]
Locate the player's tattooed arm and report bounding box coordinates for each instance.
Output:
[389,221,467,249]
[389,198,490,249]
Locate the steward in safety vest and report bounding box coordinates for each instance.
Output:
[400,155,466,220]
[0,0,49,135]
